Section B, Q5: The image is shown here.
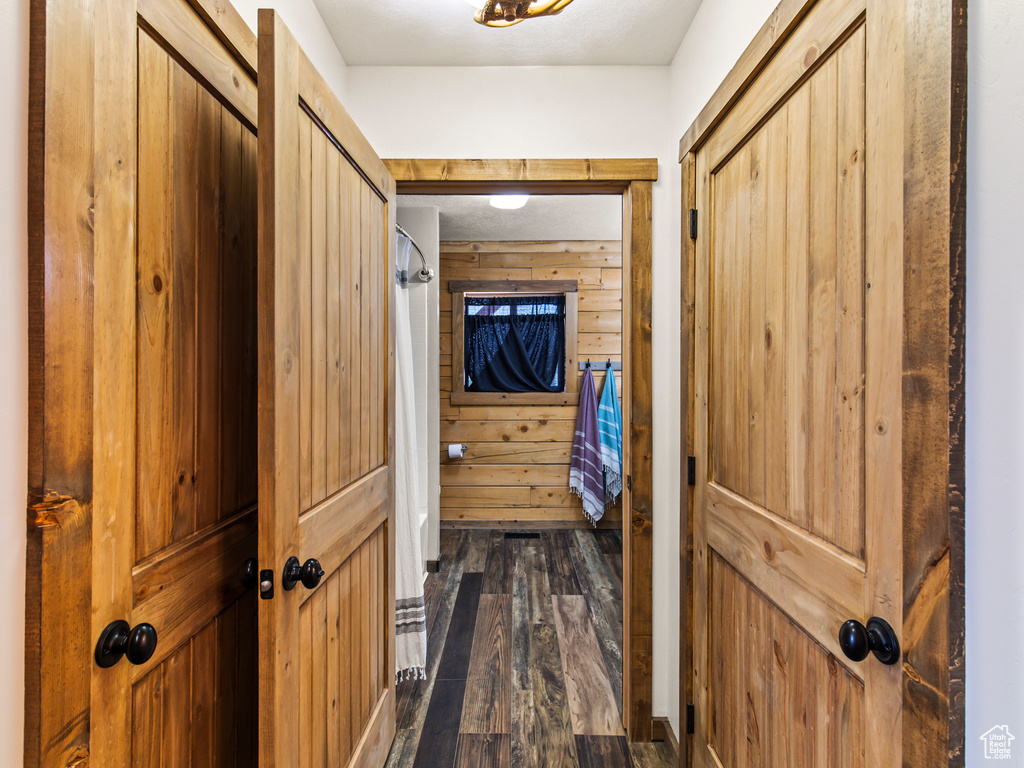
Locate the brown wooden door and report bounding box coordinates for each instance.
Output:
[689,0,904,764]
[48,0,263,764]
[95,0,261,765]
[257,11,397,768]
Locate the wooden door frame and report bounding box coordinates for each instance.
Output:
[676,0,967,765]
[385,158,658,741]
[25,0,257,764]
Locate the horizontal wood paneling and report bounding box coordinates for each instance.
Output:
[440,241,622,525]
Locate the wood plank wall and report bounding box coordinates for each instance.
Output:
[439,241,623,526]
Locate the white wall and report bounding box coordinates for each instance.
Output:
[966,0,1024,762]
[660,0,780,740]
[397,207,441,569]
[0,0,28,762]
[345,64,683,731]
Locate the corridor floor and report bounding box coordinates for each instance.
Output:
[386,528,675,768]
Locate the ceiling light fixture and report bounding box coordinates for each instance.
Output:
[489,194,530,210]
[463,0,577,27]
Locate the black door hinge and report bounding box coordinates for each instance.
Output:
[689,209,698,239]
[259,569,275,600]
[687,703,695,734]
[687,456,696,487]
[626,475,632,491]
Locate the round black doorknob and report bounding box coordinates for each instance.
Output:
[242,557,258,590]
[838,620,871,662]
[282,556,326,591]
[95,620,159,668]
[838,617,900,666]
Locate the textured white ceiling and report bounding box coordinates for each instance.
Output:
[314,0,702,66]
[399,194,622,241]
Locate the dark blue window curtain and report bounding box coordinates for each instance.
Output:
[464,295,566,393]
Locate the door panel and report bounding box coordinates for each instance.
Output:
[131,594,258,768]
[692,0,901,764]
[94,0,260,763]
[709,27,866,557]
[258,12,396,768]
[708,552,864,767]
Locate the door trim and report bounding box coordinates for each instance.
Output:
[386,157,658,741]
[677,0,967,765]
[25,0,257,764]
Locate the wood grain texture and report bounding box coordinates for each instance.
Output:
[708,553,864,767]
[552,595,624,737]
[259,12,396,768]
[623,180,654,741]
[900,0,968,763]
[460,594,512,734]
[680,0,966,764]
[482,531,512,595]
[706,39,866,555]
[575,735,635,768]
[130,599,258,768]
[440,241,621,526]
[454,734,511,768]
[27,0,263,762]
[680,146,697,768]
[678,0,824,157]
[385,158,658,192]
[392,530,669,768]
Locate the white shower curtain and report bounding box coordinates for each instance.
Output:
[394,234,427,681]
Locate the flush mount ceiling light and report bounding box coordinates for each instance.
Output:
[462,0,576,27]
[490,194,530,210]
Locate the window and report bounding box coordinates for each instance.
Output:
[449,280,579,405]
[465,295,566,392]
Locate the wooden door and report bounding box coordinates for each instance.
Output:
[257,11,397,768]
[688,0,906,764]
[27,0,262,765]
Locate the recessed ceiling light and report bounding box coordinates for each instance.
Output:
[490,194,530,210]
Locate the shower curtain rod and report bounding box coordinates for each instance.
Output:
[396,223,435,283]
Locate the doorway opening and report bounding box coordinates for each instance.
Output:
[384,160,662,765]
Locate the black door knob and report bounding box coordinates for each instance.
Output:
[282,556,325,591]
[242,557,258,590]
[838,617,900,666]
[95,620,159,668]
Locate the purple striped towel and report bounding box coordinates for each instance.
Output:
[570,367,605,525]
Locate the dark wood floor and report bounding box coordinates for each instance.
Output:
[386,528,675,768]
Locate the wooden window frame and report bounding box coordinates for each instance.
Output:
[385,157,658,742]
[449,279,579,406]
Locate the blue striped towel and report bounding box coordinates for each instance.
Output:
[598,368,623,508]
[570,367,605,525]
